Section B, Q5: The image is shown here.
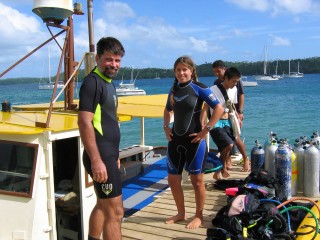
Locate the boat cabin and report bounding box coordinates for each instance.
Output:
[0,109,92,240]
[0,93,167,240]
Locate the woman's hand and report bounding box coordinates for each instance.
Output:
[189,128,208,143]
[164,126,173,141]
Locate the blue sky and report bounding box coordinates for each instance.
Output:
[0,0,320,78]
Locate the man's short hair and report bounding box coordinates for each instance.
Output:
[96,37,125,57]
[212,60,225,69]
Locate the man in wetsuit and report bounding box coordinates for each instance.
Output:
[78,37,125,240]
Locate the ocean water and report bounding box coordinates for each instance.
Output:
[1,74,320,153]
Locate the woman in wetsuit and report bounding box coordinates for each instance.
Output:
[163,56,224,229]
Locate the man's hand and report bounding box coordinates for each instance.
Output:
[91,159,108,183]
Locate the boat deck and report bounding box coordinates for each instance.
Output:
[122,157,249,240]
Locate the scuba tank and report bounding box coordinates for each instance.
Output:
[282,138,297,196]
[291,146,297,196]
[251,139,265,172]
[303,141,320,197]
[275,139,292,199]
[311,130,320,150]
[264,132,278,177]
[294,138,305,192]
[263,131,277,149]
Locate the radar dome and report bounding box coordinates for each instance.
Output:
[32,0,73,24]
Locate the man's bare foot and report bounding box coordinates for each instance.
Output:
[241,157,251,172]
[221,168,230,178]
[226,163,232,170]
[165,213,188,224]
[186,217,203,229]
[213,171,221,180]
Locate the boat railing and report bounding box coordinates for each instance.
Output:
[53,52,88,103]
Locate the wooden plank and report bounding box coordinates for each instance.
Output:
[122,227,171,240]
[121,158,250,239]
[122,217,206,239]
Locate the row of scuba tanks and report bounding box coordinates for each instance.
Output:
[250,131,320,199]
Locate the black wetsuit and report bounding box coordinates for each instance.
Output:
[165,80,220,175]
[79,67,121,199]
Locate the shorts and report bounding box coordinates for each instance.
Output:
[210,121,235,152]
[83,137,121,199]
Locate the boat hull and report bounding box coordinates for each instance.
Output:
[38,83,64,90]
[255,75,280,80]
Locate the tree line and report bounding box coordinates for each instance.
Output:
[1,57,320,85]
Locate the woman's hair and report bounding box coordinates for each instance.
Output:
[170,56,198,106]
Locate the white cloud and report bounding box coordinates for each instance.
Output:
[270,35,291,46]
[103,1,135,22]
[0,3,47,65]
[274,0,312,14]
[227,0,320,15]
[189,37,209,52]
[233,29,248,37]
[225,0,269,12]
[0,3,40,39]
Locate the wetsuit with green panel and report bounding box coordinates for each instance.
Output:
[79,67,121,199]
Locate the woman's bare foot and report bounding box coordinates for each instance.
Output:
[186,216,203,229]
[165,213,188,224]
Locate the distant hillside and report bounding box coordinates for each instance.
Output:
[1,57,320,84]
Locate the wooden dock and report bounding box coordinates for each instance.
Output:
[122,158,249,240]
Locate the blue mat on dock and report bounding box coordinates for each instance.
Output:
[122,157,168,217]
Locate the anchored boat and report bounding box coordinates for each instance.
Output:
[116,69,146,96]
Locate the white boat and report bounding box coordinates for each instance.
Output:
[38,82,65,90]
[38,45,65,90]
[272,60,284,79]
[154,72,160,79]
[287,59,304,78]
[241,76,258,87]
[255,46,280,81]
[116,69,146,96]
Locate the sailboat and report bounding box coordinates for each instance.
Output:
[272,60,284,79]
[287,59,304,78]
[116,68,146,96]
[255,46,280,81]
[38,45,64,90]
[154,72,160,79]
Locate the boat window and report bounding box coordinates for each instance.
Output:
[0,140,38,198]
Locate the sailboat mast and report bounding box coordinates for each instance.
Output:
[263,45,268,75]
[289,57,291,75]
